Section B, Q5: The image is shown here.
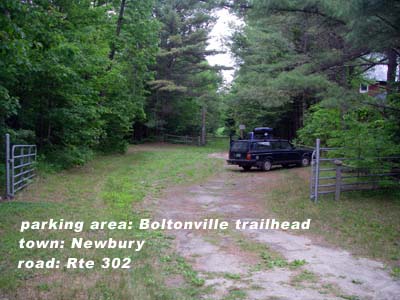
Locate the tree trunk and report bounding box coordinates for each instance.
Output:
[386,49,397,95]
[109,0,126,61]
[201,106,206,146]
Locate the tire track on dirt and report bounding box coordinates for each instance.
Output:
[152,153,400,300]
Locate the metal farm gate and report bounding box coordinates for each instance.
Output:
[5,134,37,198]
[310,139,400,202]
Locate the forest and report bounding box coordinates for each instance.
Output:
[1,0,399,169]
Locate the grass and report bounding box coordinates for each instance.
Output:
[175,256,205,287]
[234,230,307,272]
[223,288,246,300]
[0,143,227,299]
[339,295,361,300]
[260,252,306,269]
[224,273,241,280]
[291,270,318,284]
[392,266,400,278]
[264,168,400,272]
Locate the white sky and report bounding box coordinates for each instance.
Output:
[206,9,243,85]
[366,64,388,81]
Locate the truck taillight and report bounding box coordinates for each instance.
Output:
[246,153,251,160]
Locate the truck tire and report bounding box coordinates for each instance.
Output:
[301,157,310,167]
[261,160,272,171]
[242,166,251,171]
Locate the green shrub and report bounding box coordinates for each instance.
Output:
[42,145,94,170]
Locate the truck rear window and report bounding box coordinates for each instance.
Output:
[254,141,272,150]
[231,141,248,152]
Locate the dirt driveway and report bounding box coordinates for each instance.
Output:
[149,152,400,300]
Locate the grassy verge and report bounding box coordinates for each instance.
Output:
[264,168,400,273]
[0,143,227,299]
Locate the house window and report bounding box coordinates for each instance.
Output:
[359,84,369,93]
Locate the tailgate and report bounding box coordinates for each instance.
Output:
[229,141,249,159]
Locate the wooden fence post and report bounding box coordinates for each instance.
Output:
[334,160,343,201]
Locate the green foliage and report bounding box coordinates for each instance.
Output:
[297,105,341,146]
[41,145,95,169]
[0,0,158,170]
[298,101,400,184]
[226,0,400,168]
[392,266,400,278]
[346,0,400,51]
[298,103,400,159]
[2,0,399,174]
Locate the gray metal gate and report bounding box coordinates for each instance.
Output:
[310,138,340,202]
[5,134,37,198]
[310,138,400,202]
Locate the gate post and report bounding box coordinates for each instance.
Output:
[310,150,316,200]
[314,139,321,203]
[5,133,11,199]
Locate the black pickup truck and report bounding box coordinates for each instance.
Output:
[227,139,313,171]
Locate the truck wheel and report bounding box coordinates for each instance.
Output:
[301,157,310,167]
[261,160,272,171]
[242,166,251,171]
